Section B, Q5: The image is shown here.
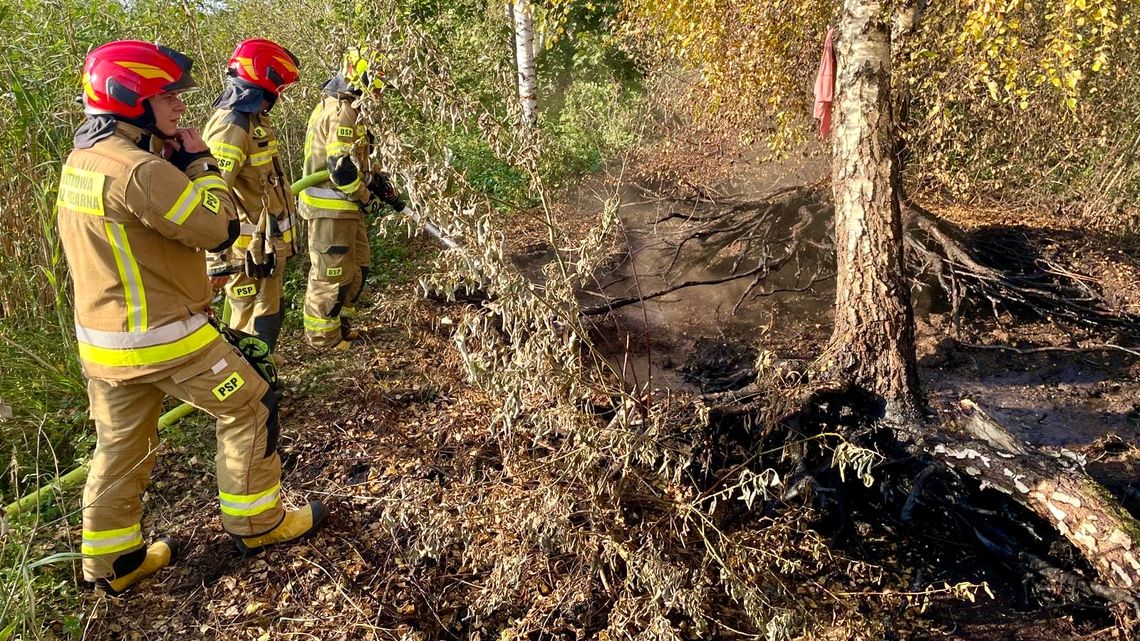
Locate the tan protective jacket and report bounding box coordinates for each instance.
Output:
[203,109,296,273]
[57,122,238,382]
[297,94,372,220]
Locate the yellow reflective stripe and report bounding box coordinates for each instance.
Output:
[304,314,340,331]
[164,182,202,225]
[104,222,147,333]
[219,483,280,517]
[57,166,106,215]
[249,141,279,167]
[193,175,228,192]
[78,322,218,367]
[81,523,143,556]
[281,228,294,244]
[299,190,360,212]
[327,141,352,156]
[337,177,363,194]
[209,141,246,163]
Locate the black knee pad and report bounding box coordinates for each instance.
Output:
[252,307,284,352]
[259,389,281,459]
[352,266,370,304]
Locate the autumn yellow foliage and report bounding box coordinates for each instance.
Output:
[622,0,1140,216]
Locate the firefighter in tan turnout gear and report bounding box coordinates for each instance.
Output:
[58,41,328,595]
[204,39,300,352]
[299,46,405,350]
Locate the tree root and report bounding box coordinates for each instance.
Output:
[903,201,1140,332]
[586,187,1140,336]
[697,383,1140,632]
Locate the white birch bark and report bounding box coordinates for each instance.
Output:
[824,0,921,423]
[511,0,538,130]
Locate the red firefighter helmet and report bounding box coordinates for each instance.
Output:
[82,40,197,118]
[227,39,300,95]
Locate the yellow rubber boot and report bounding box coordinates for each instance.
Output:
[99,537,179,596]
[234,500,329,554]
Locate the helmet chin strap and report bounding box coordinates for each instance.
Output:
[125,100,176,140]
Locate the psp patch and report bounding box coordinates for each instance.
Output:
[202,190,221,214]
[336,126,354,139]
[212,371,245,401]
[216,157,236,172]
[233,283,258,298]
[253,125,267,138]
[326,266,343,277]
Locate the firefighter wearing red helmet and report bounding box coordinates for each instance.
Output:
[203,39,301,353]
[298,46,406,350]
[58,40,327,596]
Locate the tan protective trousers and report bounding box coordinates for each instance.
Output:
[222,259,286,352]
[303,217,371,348]
[81,340,283,581]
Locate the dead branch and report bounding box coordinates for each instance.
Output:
[958,342,1140,359]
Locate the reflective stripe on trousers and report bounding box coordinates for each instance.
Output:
[219,482,280,517]
[81,523,144,556]
[303,314,340,332]
[76,314,219,367]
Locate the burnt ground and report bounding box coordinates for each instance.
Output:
[559,135,1140,639]
[25,132,1140,640]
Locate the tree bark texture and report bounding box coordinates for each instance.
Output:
[825,0,921,423]
[936,401,1140,599]
[511,0,538,129]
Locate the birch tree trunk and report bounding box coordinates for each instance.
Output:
[824,0,921,423]
[511,0,538,130]
[935,401,1140,605]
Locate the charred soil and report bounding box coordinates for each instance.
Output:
[60,133,1140,640]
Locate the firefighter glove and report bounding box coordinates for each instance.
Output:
[244,243,276,278]
[361,197,384,218]
[168,148,212,173]
[327,154,359,187]
[367,172,406,211]
[244,216,277,278]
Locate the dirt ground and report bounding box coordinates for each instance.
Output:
[58,132,1140,640]
[523,131,1140,638]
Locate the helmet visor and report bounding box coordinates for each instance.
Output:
[156,44,199,93]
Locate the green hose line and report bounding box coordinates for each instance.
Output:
[5,401,202,517]
[290,170,329,195]
[157,401,198,429]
